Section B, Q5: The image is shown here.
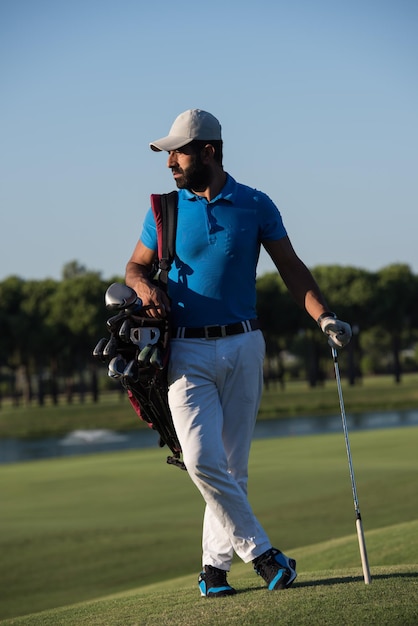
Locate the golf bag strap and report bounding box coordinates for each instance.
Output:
[150,191,178,291]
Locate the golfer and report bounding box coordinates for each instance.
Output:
[126,109,351,596]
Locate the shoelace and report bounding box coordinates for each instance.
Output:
[254,550,289,581]
[204,566,228,587]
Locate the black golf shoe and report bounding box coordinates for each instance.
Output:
[198,565,237,597]
[253,548,297,590]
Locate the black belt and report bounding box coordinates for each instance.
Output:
[173,319,261,339]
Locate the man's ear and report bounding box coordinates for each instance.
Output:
[201,143,216,163]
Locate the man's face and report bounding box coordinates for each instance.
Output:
[167,144,212,191]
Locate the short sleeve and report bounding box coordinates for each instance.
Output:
[257,192,287,241]
[140,208,158,251]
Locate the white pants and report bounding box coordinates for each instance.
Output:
[167,330,271,570]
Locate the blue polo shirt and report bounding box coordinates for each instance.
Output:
[140,174,287,328]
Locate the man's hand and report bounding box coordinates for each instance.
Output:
[318,314,352,349]
[131,280,170,319]
[125,242,171,319]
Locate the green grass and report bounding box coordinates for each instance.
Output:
[1,428,418,622]
[1,372,418,439]
[0,392,140,439]
[2,564,417,625]
[260,371,418,417]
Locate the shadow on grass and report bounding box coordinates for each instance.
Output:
[237,570,418,594]
[294,571,418,588]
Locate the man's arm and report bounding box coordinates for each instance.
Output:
[262,236,331,322]
[263,236,352,348]
[125,240,171,319]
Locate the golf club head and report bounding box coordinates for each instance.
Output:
[108,355,128,379]
[92,337,108,359]
[105,283,142,312]
[123,359,139,382]
[118,319,132,343]
[150,345,164,370]
[137,344,154,367]
[106,310,127,333]
[102,336,119,359]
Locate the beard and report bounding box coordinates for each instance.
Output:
[171,154,212,191]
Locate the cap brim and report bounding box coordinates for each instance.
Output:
[149,135,193,152]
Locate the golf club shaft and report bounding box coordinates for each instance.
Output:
[331,346,371,584]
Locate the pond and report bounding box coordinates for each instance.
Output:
[1,409,418,465]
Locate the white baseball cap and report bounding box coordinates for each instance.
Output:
[150,109,222,152]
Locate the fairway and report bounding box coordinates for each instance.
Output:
[1,427,418,622]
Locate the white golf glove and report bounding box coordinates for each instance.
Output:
[318,313,352,349]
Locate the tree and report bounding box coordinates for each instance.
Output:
[61,260,88,280]
[256,272,305,384]
[0,276,28,403]
[310,265,377,384]
[372,264,417,383]
[21,279,59,405]
[48,272,108,402]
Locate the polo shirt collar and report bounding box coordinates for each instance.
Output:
[181,173,237,204]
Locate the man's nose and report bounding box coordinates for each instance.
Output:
[167,151,178,168]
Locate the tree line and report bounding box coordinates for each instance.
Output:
[1,261,417,406]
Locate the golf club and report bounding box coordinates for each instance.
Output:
[108,355,128,379]
[331,345,371,584]
[118,319,132,343]
[105,282,143,312]
[102,335,119,359]
[123,359,140,383]
[92,337,108,359]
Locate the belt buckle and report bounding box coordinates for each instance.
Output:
[204,325,226,339]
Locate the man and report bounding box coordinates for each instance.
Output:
[126,109,351,597]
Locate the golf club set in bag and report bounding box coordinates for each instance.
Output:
[93,282,185,470]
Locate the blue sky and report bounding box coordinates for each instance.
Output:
[1,0,417,281]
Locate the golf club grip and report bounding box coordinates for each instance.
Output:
[356,517,371,584]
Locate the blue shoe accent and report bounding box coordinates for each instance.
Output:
[253,548,297,590]
[198,565,237,597]
[268,569,287,591]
